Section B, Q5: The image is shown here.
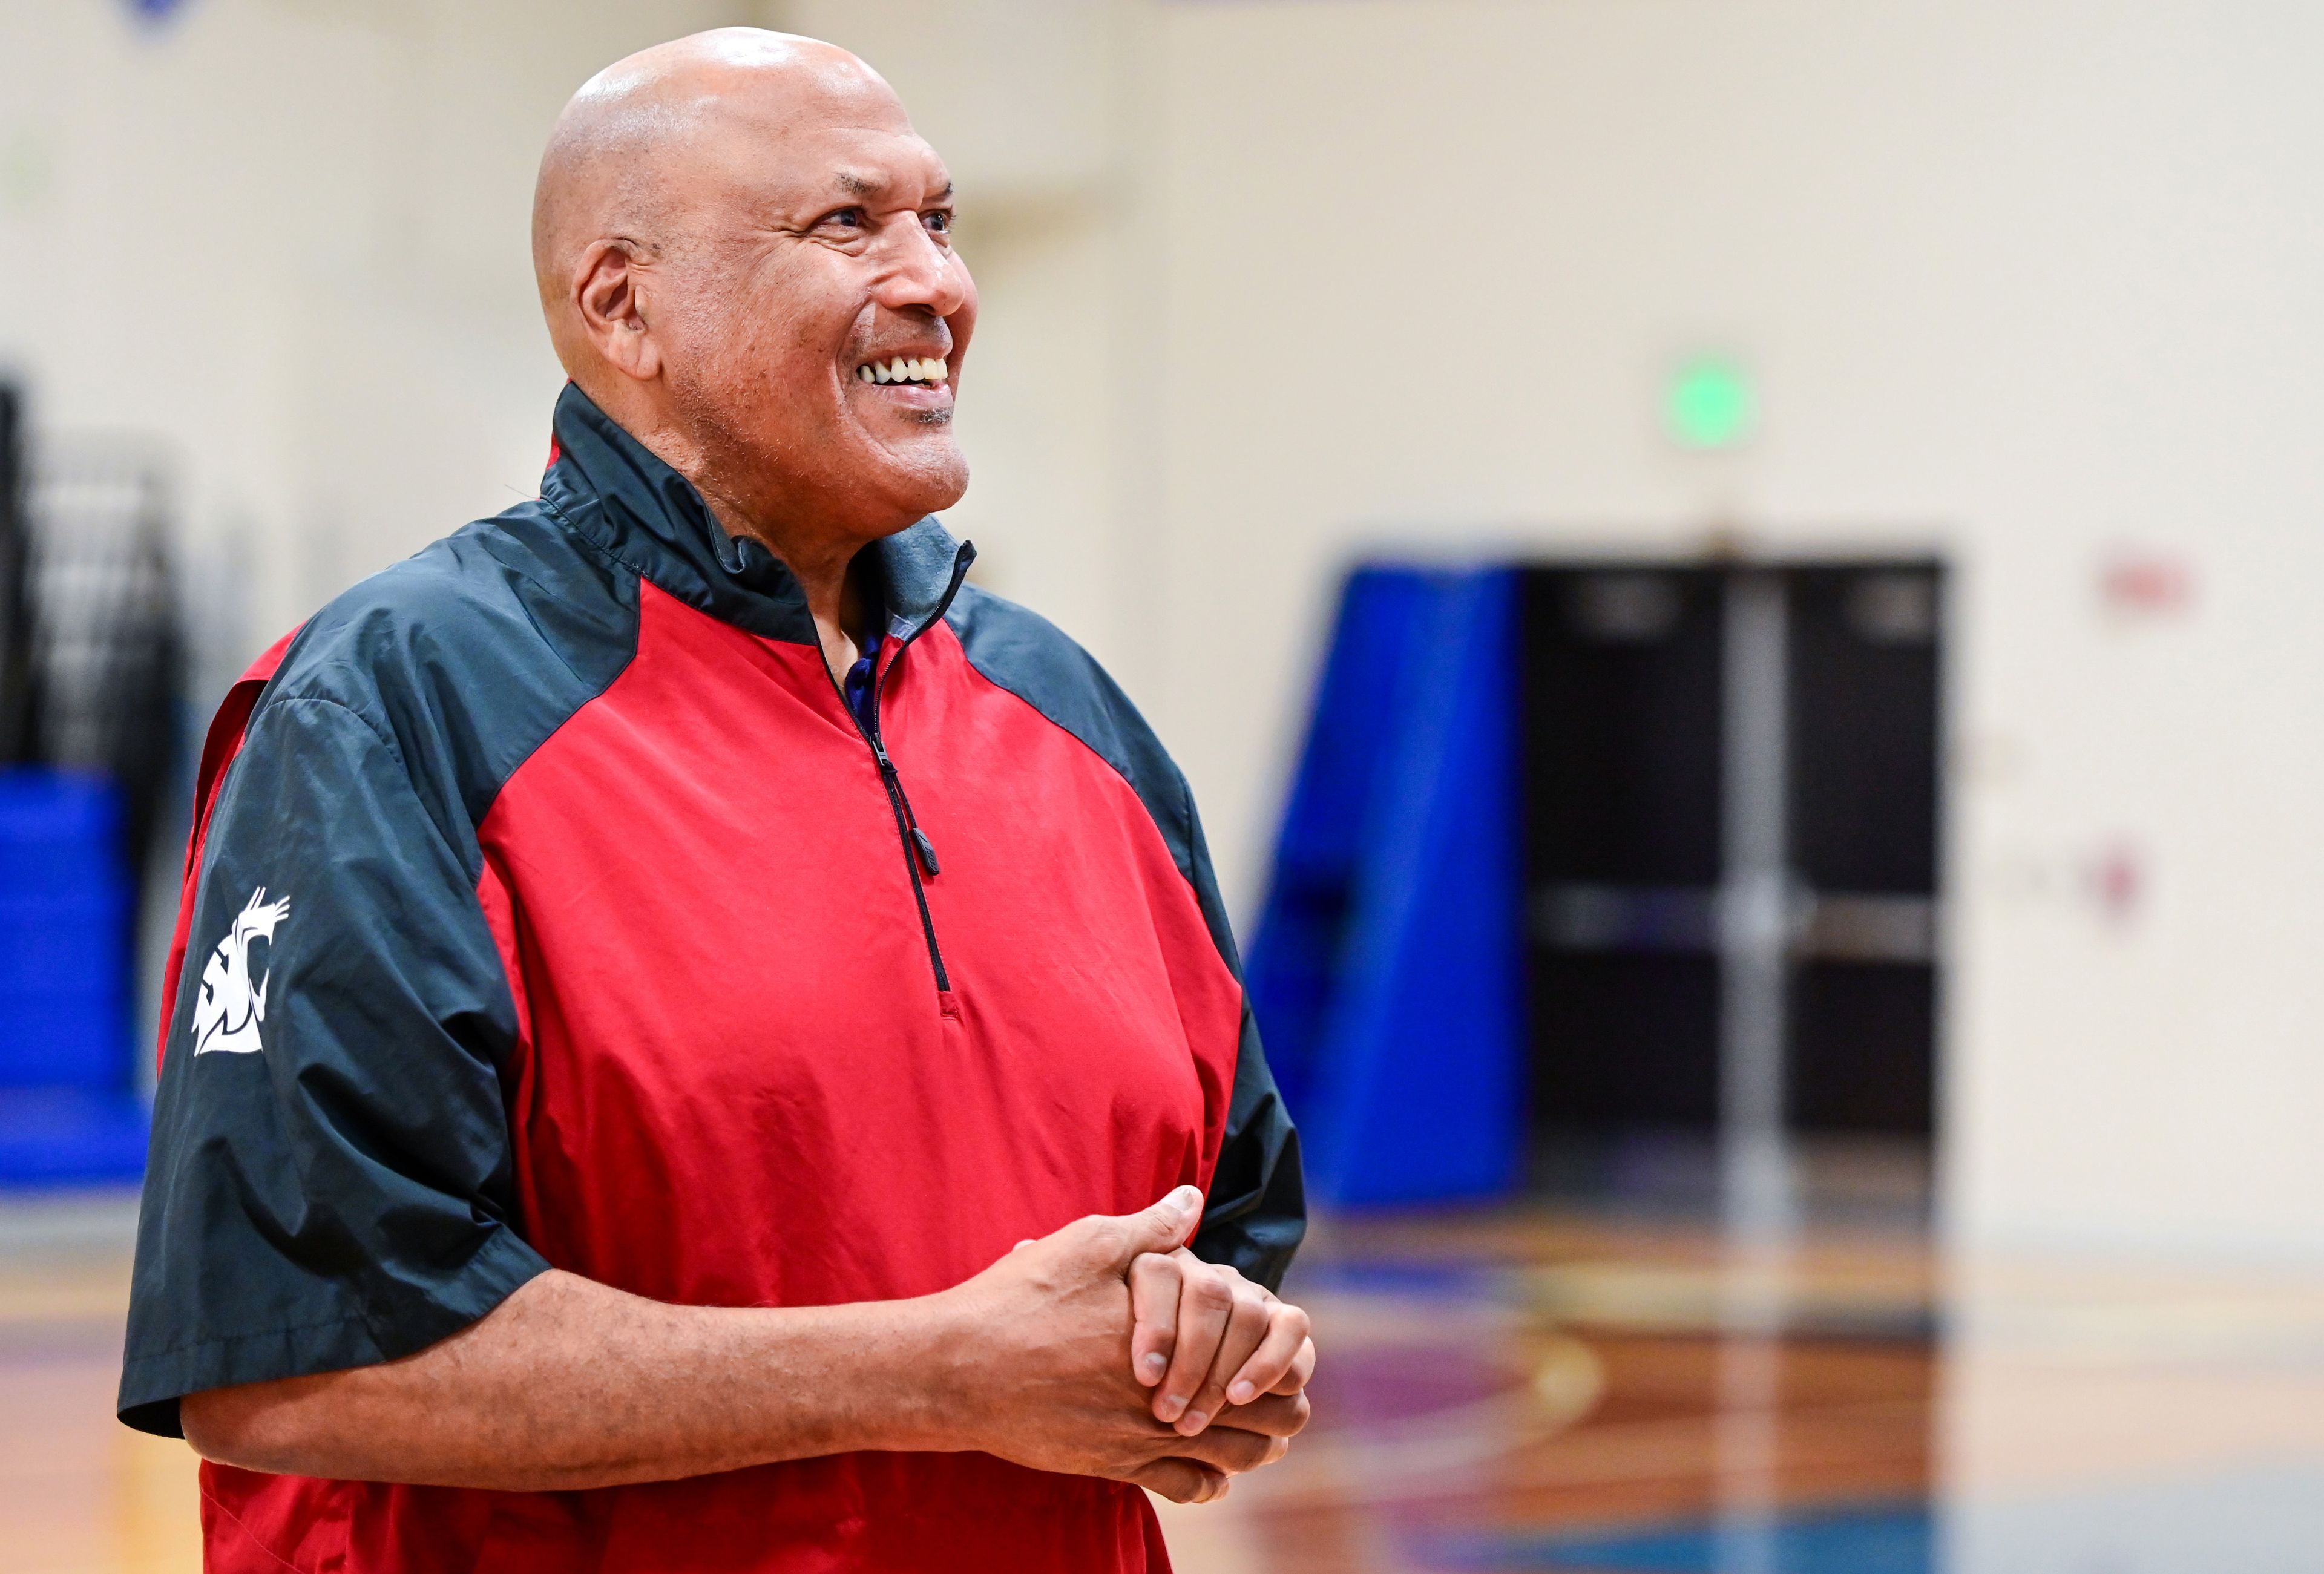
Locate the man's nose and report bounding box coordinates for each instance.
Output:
[872,218,970,318]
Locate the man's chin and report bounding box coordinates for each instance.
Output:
[867,445,970,525]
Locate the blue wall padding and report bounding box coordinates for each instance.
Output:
[0,769,146,1185]
[1247,566,1524,1205]
[1245,569,1443,1118]
[0,1089,152,1186]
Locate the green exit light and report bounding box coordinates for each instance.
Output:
[1666,356,1754,449]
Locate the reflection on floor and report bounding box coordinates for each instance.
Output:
[0,1195,198,1574]
[5,1194,2324,1572]
[1153,1209,2324,1574]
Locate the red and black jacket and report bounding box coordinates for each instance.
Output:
[118,384,1303,1572]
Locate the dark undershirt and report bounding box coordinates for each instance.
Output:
[842,634,884,735]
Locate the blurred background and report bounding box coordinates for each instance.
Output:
[6,1,2324,1569]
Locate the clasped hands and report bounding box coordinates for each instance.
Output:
[937,1185,1313,1504]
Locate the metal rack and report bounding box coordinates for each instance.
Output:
[0,383,185,1185]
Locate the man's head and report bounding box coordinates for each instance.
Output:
[533,30,974,555]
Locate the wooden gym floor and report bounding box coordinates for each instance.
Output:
[8,1195,2324,1572]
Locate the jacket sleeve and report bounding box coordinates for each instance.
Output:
[1191,1001,1306,1291]
[1178,773,1307,1292]
[118,692,548,1437]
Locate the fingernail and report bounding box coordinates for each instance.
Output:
[1168,1185,1201,1215]
[1143,1353,1168,1372]
[1158,1395,1185,1421]
[1178,1411,1208,1434]
[1228,1380,1255,1405]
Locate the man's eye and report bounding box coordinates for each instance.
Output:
[821,207,867,231]
[923,211,951,235]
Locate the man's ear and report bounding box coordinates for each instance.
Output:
[572,239,661,382]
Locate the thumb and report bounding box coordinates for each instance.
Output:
[1110,1184,1204,1266]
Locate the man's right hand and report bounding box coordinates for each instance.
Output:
[927,1186,1310,1504]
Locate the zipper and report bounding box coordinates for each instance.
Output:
[829,542,976,994]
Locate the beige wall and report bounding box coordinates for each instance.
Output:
[1139,0,2324,1264]
[8,0,2324,1264]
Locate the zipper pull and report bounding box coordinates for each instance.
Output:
[872,740,940,876]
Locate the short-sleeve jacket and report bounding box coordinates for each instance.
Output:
[120,384,1303,1573]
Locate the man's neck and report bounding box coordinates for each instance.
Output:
[706,492,880,685]
[604,393,887,684]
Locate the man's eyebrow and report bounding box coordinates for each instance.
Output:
[828,171,953,203]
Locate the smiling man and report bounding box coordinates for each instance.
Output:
[117,30,1305,1573]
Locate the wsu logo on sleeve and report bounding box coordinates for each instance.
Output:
[192,888,291,1055]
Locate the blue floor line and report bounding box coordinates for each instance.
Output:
[1427,1503,1933,1574]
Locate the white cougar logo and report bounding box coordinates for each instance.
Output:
[193,887,291,1055]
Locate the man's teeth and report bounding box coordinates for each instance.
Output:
[856,356,948,386]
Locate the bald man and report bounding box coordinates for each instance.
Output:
[118,30,1306,1573]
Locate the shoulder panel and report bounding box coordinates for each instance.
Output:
[254,501,640,873]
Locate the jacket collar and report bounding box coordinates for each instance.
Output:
[540,382,972,647]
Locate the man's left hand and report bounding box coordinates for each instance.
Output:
[1127,1249,1315,1435]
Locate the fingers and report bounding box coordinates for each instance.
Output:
[1153,1254,1235,1429]
[1101,1185,1204,1268]
[1128,1253,1182,1389]
[1200,1389,1309,1439]
[1226,1302,1313,1406]
[1177,1279,1274,1434]
[1126,1458,1230,1505]
[1118,1395,1307,1503]
[1269,1335,1316,1397]
[1175,1421,1290,1476]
